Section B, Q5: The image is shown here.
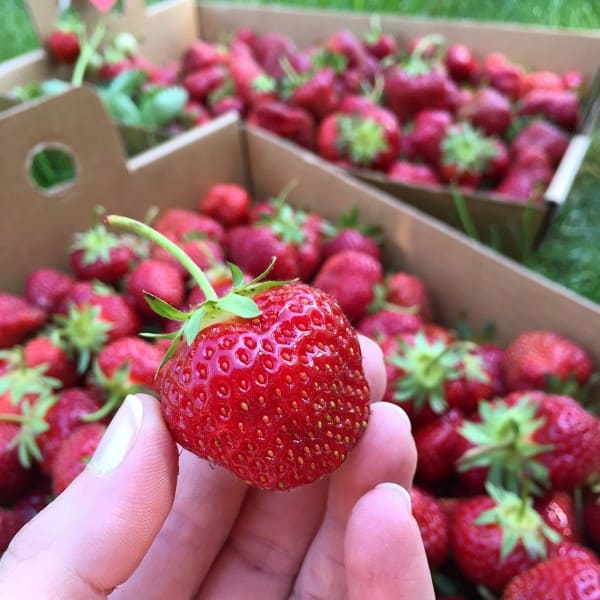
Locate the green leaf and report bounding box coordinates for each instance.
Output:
[228,263,245,288]
[108,68,147,96]
[143,293,190,321]
[140,86,188,127]
[39,79,72,97]
[157,331,183,374]
[217,293,261,319]
[100,90,142,126]
[183,308,206,345]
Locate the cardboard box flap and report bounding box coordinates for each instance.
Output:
[0,86,243,292]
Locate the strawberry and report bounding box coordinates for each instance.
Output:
[0,424,34,504]
[518,89,579,132]
[181,40,226,74]
[338,94,379,115]
[445,43,478,84]
[248,101,316,150]
[548,540,599,563]
[503,556,600,599]
[404,109,453,166]
[482,52,525,101]
[410,486,450,568]
[210,95,245,117]
[477,344,507,398]
[151,238,223,278]
[312,250,383,322]
[126,260,186,321]
[199,183,251,228]
[154,209,225,245]
[503,330,594,394]
[387,161,441,186]
[25,268,74,314]
[535,492,581,542]
[384,272,433,322]
[524,70,565,93]
[226,199,323,281]
[23,336,78,388]
[584,491,600,550]
[451,485,561,592]
[46,29,80,65]
[495,148,553,203]
[414,408,464,486]
[176,100,212,130]
[458,88,512,137]
[35,387,100,475]
[458,392,600,493]
[286,67,340,120]
[317,107,401,171]
[70,223,136,284]
[0,294,46,349]
[511,121,569,167]
[229,44,277,108]
[183,65,227,103]
[251,32,298,79]
[107,214,371,490]
[439,123,500,188]
[483,139,511,183]
[357,309,424,340]
[325,30,368,70]
[51,423,105,495]
[563,71,585,92]
[362,19,396,60]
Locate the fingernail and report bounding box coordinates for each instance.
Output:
[88,395,143,474]
[376,483,412,512]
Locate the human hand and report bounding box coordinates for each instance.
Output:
[0,336,434,599]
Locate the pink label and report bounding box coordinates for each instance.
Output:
[87,0,117,13]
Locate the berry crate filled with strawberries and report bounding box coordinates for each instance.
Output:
[0,86,599,597]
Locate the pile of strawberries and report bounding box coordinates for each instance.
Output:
[43,19,586,203]
[1,182,598,598]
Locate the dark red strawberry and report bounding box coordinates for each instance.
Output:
[483,139,510,183]
[0,506,29,554]
[35,387,100,475]
[251,32,298,79]
[0,294,46,349]
[70,224,135,285]
[338,94,379,115]
[362,20,396,60]
[46,29,80,65]
[248,101,316,149]
[183,65,227,103]
[126,259,186,321]
[482,52,525,101]
[439,123,500,188]
[51,423,104,495]
[451,485,561,592]
[286,68,340,120]
[0,424,33,504]
[458,88,512,137]
[503,556,600,600]
[54,281,96,316]
[229,44,278,108]
[25,268,74,314]
[519,89,579,132]
[445,43,478,83]
[535,492,581,542]
[495,148,553,203]
[312,250,383,322]
[584,491,600,550]
[385,272,433,322]
[503,330,593,393]
[410,486,450,568]
[387,161,441,186]
[477,344,507,398]
[199,183,251,228]
[154,208,225,245]
[181,40,226,74]
[511,121,569,167]
[23,336,78,388]
[405,109,453,166]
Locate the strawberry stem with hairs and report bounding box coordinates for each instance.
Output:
[72,19,107,86]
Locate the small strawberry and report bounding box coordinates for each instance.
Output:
[312,250,383,322]
[154,209,225,245]
[387,161,441,186]
[362,19,396,60]
[495,148,553,203]
[181,40,227,74]
[512,120,569,169]
[482,52,525,102]
[183,65,228,103]
[24,268,74,314]
[458,88,512,137]
[357,309,424,341]
[458,392,600,493]
[503,556,600,599]
[535,492,581,542]
[384,272,433,322]
[445,43,478,84]
[126,260,186,322]
[0,423,34,504]
[410,486,450,568]
[52,423,105,495]
[0,294,46,349]
[518,89,580,132]
[451,484,561,592]
[404,109,453,166]
[199,183,251,228]
[285,67,340,120]
[248,101,316,149]
[70,223,136,284]
[106,214,371,491]
[46,29,80,65]
[439,123,500,188]
[503,331,594,394]
[23,336,78,388]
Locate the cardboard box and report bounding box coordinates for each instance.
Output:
[4,0,598,257]
[1,86,599,388]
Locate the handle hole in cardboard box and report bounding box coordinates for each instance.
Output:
[27,143,78,195]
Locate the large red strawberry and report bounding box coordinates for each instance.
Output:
[458,392,600,493]
[23,336,78,388]
[410,486,450,568]
[312,250,383,322]
[503,556,600,599]
[518,89,580,132]
[24,268,74,314]
[0,294,46,349]
[451,485,561,591]
[52,423,105,495]
[107,214,371,491]
[46,29,80,65]
[511,121,569,168]
[70,224,136,284]
[458,88,512,137]
[199,183,251,228]
[503,331,594,394]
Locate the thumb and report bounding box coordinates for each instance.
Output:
[0,393,178,598]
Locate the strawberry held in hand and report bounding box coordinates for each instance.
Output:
[107,215,371,491]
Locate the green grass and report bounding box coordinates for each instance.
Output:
[1,0,599,304]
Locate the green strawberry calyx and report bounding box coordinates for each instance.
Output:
[367,283,418,315]
[402,34,445,76]
[388,332,488,414]
[441,123,499,174]
[0,361,61,407]
[337,115,388,166]
[258,183,308,245]
[106,215,290,373]
[320,206,383,242]
[252,74,277,94]
[71,223,123,266]
[477,483,561,561]
[458,396,554,495]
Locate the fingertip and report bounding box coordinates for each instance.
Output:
[358,334,386,403]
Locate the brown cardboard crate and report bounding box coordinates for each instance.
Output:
[1,85,598,385]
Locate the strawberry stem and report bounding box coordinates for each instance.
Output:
[72,19,107,87]
[106,215,218,302]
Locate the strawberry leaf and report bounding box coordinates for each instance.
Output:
[228,263,246,288]
[143,293,190,322]
[183,307,207,346]
[217,293,261,319]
